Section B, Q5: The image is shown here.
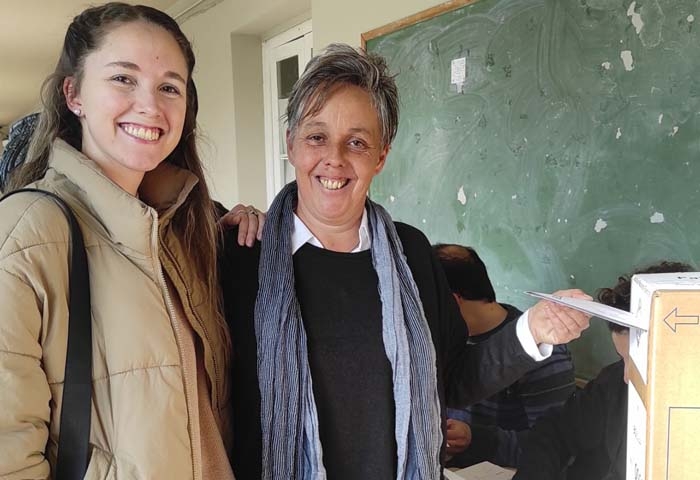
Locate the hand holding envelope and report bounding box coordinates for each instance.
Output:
[526,291,643,330]
[527,289,593,345]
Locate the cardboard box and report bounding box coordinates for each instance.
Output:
[626,272,700,480]
[527,282,700,479]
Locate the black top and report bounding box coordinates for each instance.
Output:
[294,244,395,479]
[219,222,539,479]
[514,360,627,480]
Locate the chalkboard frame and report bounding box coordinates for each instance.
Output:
[361,0,481,49]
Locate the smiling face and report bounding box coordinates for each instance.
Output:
[64,20,188,195]
[287,84,389,237]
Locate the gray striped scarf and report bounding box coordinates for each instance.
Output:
[255,182,442,479]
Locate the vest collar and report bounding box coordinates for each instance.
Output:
[48,139,198,256]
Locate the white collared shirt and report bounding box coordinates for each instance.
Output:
[291,209,371,255]
[290,208,551,360]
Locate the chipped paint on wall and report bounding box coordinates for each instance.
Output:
[627,2,645,35]
[620,50,635,71]
[650,212,665,223]
[594,218,608,233]
[457,186,467,205]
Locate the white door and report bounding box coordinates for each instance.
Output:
[263,21,312,206]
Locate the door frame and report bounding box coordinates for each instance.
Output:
[262,20,313,206]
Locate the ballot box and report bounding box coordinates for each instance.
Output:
[626,273,700,480]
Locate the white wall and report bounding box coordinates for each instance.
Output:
[311,0,444,50]
[182,0,443,207]
[181,0,309,208]
[231,34,266,208]
[181,3,238,207]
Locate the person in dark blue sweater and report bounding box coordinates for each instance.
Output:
[0,113,39,192]
[514,261,693,480]
[434,244,576,468]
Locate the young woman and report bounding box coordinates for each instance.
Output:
[0,3,242,478]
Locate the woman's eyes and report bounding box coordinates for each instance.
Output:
[160,85,181,96]
[304,135,370,151]
[109,76,181,96]
[111,75,133,85]
[348,139,368,149]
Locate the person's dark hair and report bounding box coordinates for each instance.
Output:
[0,113,39,192]
[286,43,399,148]
[598,261,694,333]
[433,243,497,303]
[6,3,226,349]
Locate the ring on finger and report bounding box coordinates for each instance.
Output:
[246,208,258,217]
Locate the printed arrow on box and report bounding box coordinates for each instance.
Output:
[663,308,700,332]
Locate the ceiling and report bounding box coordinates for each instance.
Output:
[0,0,206,138]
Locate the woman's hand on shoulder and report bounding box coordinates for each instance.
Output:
[219,204,265,247]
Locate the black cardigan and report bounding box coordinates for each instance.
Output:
[219,222,538,479]
[514,360,627,480]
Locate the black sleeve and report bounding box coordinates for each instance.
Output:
[395,222,538,407]
[213,199,229,218]
[514,361,625,480]
[218,226,264,480]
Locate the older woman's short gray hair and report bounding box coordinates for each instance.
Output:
[286,43,399,148]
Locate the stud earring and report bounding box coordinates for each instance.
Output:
[73,108,81,116]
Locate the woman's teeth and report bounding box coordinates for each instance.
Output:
[320,178,347,190]
[122,124,161,141]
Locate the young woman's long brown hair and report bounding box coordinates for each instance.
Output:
[8,2,229,351]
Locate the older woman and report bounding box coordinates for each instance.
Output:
[220,43,590,480]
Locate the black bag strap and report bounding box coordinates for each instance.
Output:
[1,188,92,480]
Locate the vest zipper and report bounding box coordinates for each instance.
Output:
[159,240,224,424]
[150,210,202,480]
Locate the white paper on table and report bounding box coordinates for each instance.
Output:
[525,291,645,330]
[443,469,465,480]
[445,461,515,480]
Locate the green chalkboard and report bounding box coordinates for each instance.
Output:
[366,0,700,379]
